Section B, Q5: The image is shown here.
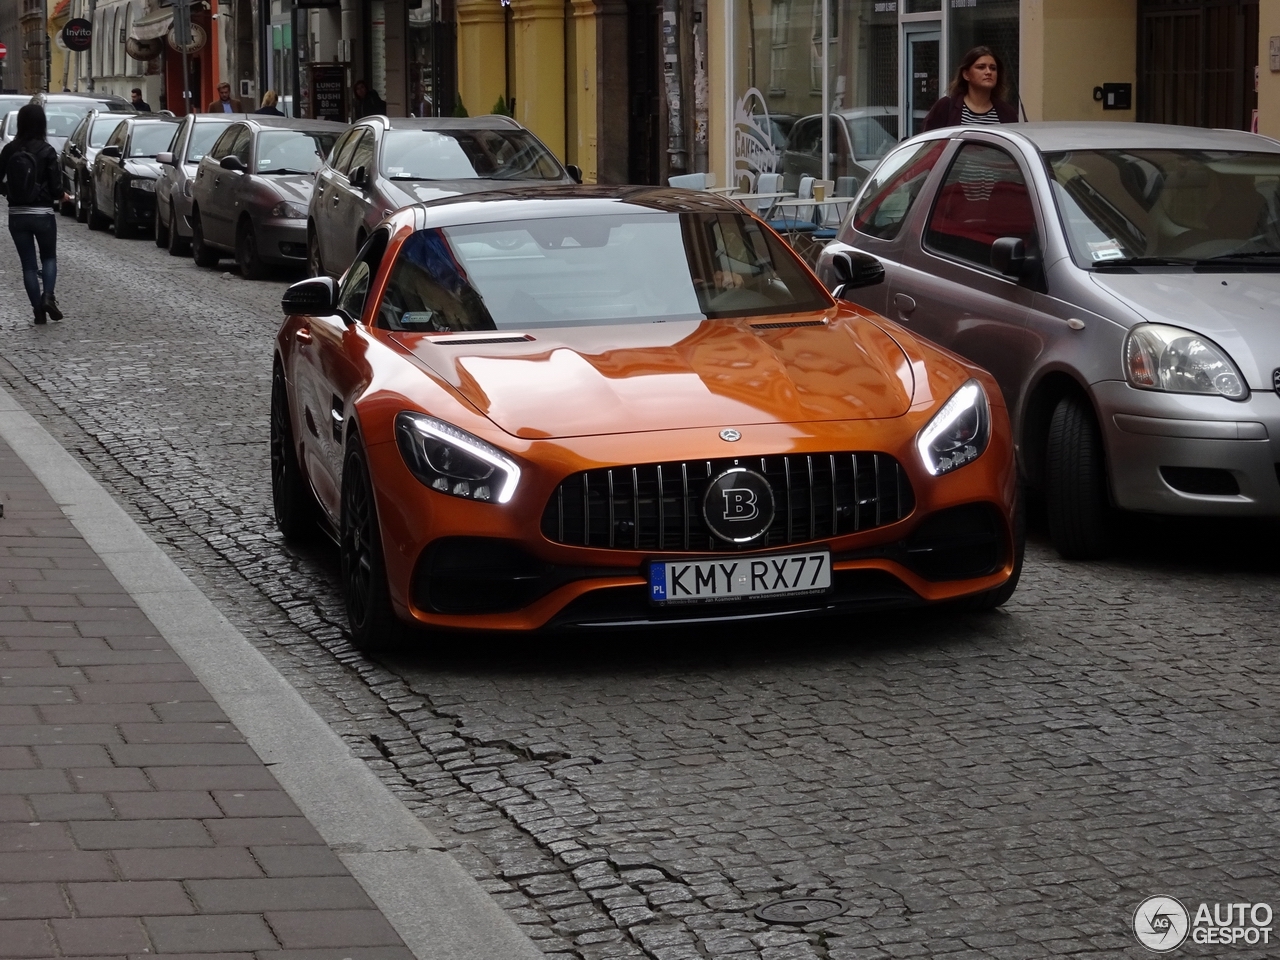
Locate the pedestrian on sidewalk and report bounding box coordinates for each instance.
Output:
[0,103,70,325]
[922,46,1018,131]
[131,87,152,112]
[255,90,285,116]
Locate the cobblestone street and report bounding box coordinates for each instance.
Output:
[2,222,1279,959]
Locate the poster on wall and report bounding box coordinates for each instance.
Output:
[310,64,347,122]
[733,88,780,194]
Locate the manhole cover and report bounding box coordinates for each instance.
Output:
[755,897,848,925]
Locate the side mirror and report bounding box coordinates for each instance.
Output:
[220,155,246,172]
[281,276,338,317]
[156,152,174,165]
[990,237,1026,277]
[831,250,885,293]
[350,165,368,187]
[566,164,583,184]
[99,145,120,158]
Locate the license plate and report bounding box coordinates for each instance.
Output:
[649,550,831,605]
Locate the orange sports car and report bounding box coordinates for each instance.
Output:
[271,186,1022,649]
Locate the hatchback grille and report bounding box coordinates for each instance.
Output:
[541,453,913,552]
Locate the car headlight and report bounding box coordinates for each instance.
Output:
[270,200,308,219]
[1124,323,1248,400]
[916,379,990,476]
[394,412,520,504]
[130,178,155,192]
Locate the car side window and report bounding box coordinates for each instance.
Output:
[171,122,189,162]
[924,142,1040,270]
[789,118,821,158]
[105,122,127,150]
[231,128,252,166]
[849,139,948,242]
[207,125,239,161]
[337,229,391,322]
[332,129,364,175]
[348,131,375,179]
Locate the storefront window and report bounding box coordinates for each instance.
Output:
[949,0,1020,111]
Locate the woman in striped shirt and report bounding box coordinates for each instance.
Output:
[922,46,1018,132]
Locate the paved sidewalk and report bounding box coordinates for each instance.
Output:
[0,433,420,959]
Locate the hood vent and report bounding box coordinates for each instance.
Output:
[426,334,535,346]
[750,320,826,330]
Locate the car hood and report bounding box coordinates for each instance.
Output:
[252,173,315,206]
[381,177,559,208]
[124,158,162,179]
[392,309,915,439]
[1089,272,1280,389]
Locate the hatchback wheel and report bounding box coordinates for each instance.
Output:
[191,211,220,268]
[1046,393,1114,560]
[236,219,268,280]
[269,365,316,543]
[340,436,402,653]
[112,191,132,239]
[167,202,189,256]
[154,202,169,247]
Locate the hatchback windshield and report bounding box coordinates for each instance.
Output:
[1046,149,1280,266]
[89,117,125,149]
[186,122,234,162]
[255,130,340,174]
[127,122,178,158]
[378,212,830,331]
[381,129,563,181]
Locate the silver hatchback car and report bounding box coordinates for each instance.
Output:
[817,123,1280,559]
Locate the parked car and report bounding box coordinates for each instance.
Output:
[61,111,128,221]
[817,122,1280,559]
[307,115,577,279]
[87,115,179,238]
[0,95,30,121]
[32,92,135,154]
[190,117,345,278]
[271,186,1022,650]
[779,107,898,195]
[0,110,17,150]
[154,112,248,255]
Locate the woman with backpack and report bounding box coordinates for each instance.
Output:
[0,103,71,324]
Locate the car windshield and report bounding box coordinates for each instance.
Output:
[0,97,28,118]
[186,122,233,162]
[381,129,563,181]
[1046,149,1280,266]
[45,105,93,137]
[127,122,177,157]
[255,129,340,173]
[844,115,897,162]
[378,212,831,331]
[89,117,125,148]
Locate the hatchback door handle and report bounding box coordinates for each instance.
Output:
[295,328,313,344]
[893,293,917,315]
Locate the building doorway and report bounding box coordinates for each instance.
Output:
[903,24,941,139]
[1139,0,1259,130]
[627,1,660,184]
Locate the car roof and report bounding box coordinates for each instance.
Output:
[190,113,251,122]
[366,114,525,132]
[238,116,349,132]
[412,185,748,229]
[949,121,1280,155]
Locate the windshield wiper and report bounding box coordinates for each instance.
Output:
[1202,251,1280,261]
[258,168,314,176]
[1091,256,1198,268]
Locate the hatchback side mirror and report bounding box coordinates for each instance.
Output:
[990,237,1027,277]
[281,276,338,316]
[566,164,583,184]
[156,151,174,165]
[220,155,246,172]
[831,250,885,292]
[99,145,120,158]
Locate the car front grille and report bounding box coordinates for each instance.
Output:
[541,453,914,552]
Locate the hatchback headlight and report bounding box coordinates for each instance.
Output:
[394,412,520,504]
[1124,323,1248,400]
[130,178,155,192]
[916,380,990,476]
[270,200,308,219]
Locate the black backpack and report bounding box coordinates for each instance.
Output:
[6,148,41,206]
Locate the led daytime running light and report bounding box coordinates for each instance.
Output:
[403,414,521,504]
[916,380,989,477]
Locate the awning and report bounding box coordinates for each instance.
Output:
[130,9,174,41]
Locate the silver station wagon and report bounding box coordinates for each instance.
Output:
[817,123,1280,559]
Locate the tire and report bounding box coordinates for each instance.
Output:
[191,210,220,268]
[269,364,316,543]
[236,218,268,280]
[154,201,169,247]
[75,179,89,223]
[1046,393,1114,560]
[307,226,325,278]
[112,191,132,239]
[340,434,403,653]
[87,187,108,231]
[167,202,189,256]
[956,491,1026,611]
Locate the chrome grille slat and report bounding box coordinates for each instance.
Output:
[542,452,913,552]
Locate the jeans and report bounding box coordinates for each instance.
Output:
[8,214,57,309]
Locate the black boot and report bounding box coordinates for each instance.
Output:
[44,293,62,322]
[33,304,46,325]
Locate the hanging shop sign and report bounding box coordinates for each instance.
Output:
[168,22,206,54]
[62,19,93,52]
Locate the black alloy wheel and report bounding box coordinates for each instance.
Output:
[75,178,89,223]
[307,227,326,278]
[112,190,132,239]
[236,219,268,281]
[86,186,108,231]
[154,201,169,247]
[269,365,316,542]
[167,202,189,256]
[191,211,220,268]
[1046,393,1114,560]
[340,436,402,653]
